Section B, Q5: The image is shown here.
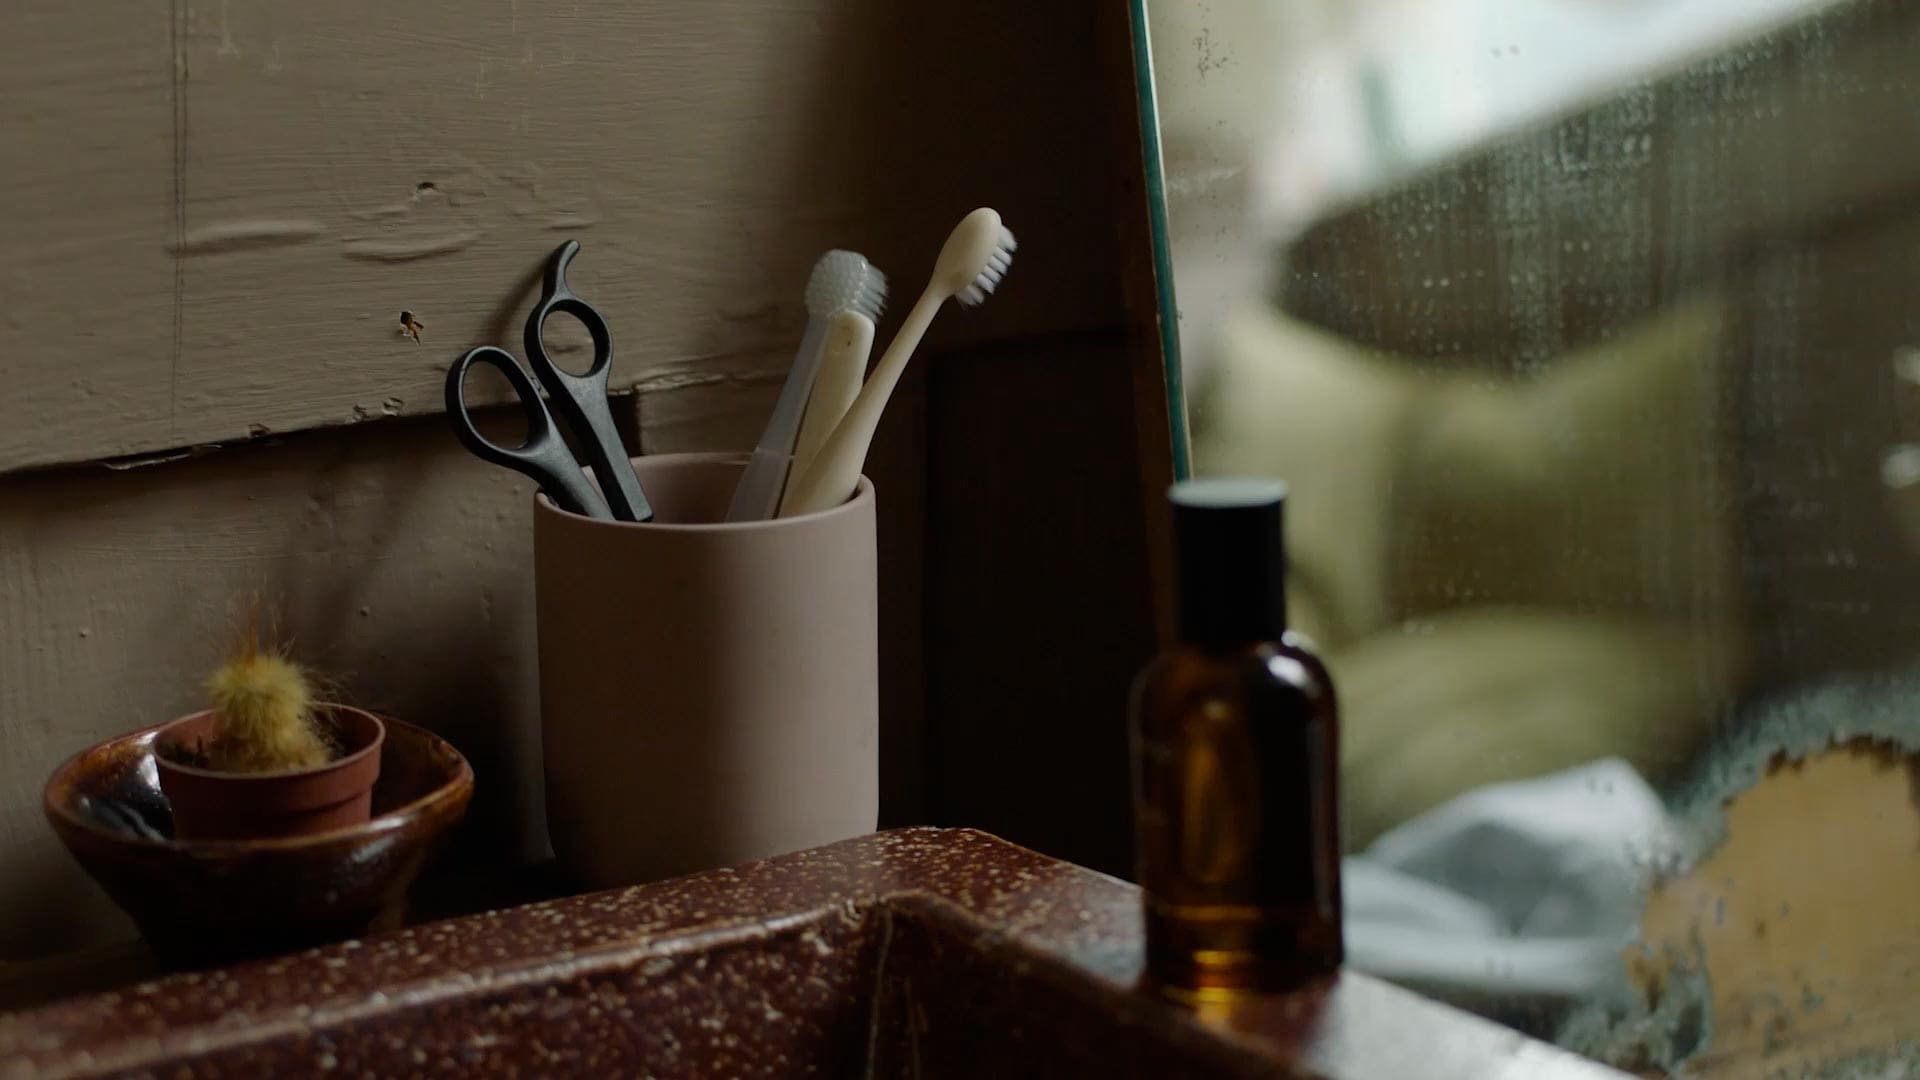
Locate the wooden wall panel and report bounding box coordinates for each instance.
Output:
[0,0,177,471]
[0,413,544,960]
[0,2,1126,473]
[923,333,1161,880]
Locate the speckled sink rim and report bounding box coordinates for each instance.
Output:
[0,828,1626,1079]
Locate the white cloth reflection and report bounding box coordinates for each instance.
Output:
[1344,757,1686,1001]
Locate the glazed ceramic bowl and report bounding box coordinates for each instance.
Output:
[44,714,472,969]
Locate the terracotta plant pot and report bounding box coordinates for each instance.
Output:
[155,704,385,840]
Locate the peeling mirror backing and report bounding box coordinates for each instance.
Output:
[1134,0,1920,1073]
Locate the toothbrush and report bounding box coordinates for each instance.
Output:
[781,207,1016,517]
[725,250,887,522]
[783,309,874,512]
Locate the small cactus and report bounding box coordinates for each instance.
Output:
[192,615,336,773]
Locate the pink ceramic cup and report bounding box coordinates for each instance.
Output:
[534,452,879,888]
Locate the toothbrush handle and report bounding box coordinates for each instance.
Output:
[783,290,940,517]
[726,318,829,522]
[783,312,874,514]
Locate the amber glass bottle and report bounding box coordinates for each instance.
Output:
[1130,479,1342,995]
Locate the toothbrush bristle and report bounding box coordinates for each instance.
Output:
[805,250,887,319]
[852,268,888,321]
[955,225,1017,308]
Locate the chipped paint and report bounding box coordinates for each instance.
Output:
[170,219,326,255]
[340,230,483,263]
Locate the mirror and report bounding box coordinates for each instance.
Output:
[1134,0,1920,1072]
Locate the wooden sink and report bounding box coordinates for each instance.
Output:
[0,829,1623,1078]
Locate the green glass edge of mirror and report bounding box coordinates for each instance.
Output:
[1127,0,1192,481]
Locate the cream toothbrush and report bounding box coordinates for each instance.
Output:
[783,309,874,511]
[725,251,887,521]
[782,208,1016,517]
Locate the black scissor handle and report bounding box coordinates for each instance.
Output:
[522,241,652,522]
[526,240,615,384]
[445,346,612,520]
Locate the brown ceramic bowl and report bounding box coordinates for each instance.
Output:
[43,714,472,969]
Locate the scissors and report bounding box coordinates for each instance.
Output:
[445,241,653,522]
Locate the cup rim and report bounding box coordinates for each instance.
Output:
[534,450,875,532]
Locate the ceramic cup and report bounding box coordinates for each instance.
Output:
[535,452,878,889]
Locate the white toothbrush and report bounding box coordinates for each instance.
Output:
[782,208,1016,517]
[725,251,887,522]
[782,309,874,514]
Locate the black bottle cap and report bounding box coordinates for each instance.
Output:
[1169,478,1288,646]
